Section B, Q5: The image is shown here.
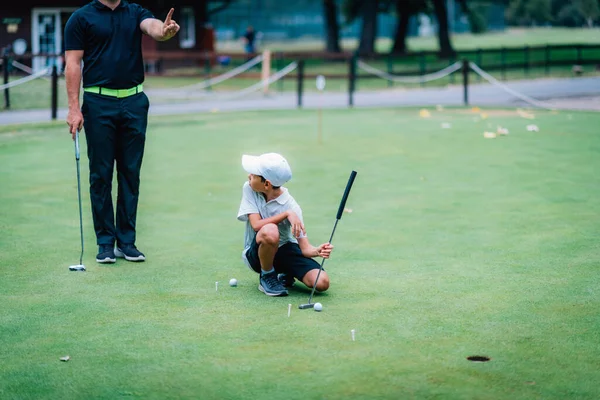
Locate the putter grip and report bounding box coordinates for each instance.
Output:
[336,170,357,220]
[74,130,80,161]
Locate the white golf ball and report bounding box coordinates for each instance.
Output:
[229,278,237,287]
[314,302,323,312]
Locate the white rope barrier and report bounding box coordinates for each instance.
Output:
[11,61,67,87]
[357,60,462,84]
[219,61,298,100]
[12,60,35,75]
[0,67,52,90]
[164,54,263,93]
[469,62,554,110]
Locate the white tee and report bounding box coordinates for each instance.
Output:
[237,182,306,255]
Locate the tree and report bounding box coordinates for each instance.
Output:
[323,0,342,52]
[390,0,429,54]
[507,0,552,26]
[577,0,600,26]
[357,0,379,55]
[344,0,456,57]
[431,0,455,57]
[342,0,380,56]
[456,0,488,34]
[551,0,599,26]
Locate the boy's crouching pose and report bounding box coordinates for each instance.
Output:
[237,153,333,297]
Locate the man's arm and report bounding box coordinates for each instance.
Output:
[64,50,84,138]
[140,8,180,41]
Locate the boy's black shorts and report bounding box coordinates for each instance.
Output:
[243,239,321,281]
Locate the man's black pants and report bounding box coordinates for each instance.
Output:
[81,91,149,247]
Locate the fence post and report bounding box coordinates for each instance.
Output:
[348,54,356,108]
[277,52,284,93]
[387,54,393,88]
[204,52,212,91]
[524,45,529,78]
[297,59,304,109]
[545,45,550,76]
[3,54,9,109]
[419,52,426,87]
[501,47,506,81]
[449,54,456,84]
[476,48,482,82]
[51,64,58,120]
[462,59,469,106]
[261,49,271,95]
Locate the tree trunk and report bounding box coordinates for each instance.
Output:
[358,0,379,56]
[323,0,341,52]
[391,0,411,54]
[431,0,455,58]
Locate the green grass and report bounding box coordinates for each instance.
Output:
[1,107,600,399]
[225,27,600,53]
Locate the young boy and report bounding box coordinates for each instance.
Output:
[237,153,334,297]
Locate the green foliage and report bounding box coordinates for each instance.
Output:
[577,0,600,25]
[341,0,364,25]
[510,0,600,26]
[556,3,586,26]
[507,0,553,26]
[467,4,490,34]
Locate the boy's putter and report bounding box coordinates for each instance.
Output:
[69,130,86,272]
[299,170,357,309]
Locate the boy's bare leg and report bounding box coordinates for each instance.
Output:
[302,269,330,292]
[256,223,279,272]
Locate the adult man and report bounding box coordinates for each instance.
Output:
[64,1,179,263]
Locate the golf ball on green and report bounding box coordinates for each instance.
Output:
[314,302,323,312]
[229,278,237,287]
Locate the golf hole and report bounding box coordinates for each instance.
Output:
[467,356,491,362]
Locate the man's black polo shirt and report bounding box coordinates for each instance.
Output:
[64,0,154,89]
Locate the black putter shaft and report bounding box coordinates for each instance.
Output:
[75,131,84,265]
[69,130,86,271]
[299,170,357,309]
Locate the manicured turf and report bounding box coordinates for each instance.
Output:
[1,107,599,399]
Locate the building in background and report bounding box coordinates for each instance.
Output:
[0,1,208,72]
[0,0,506,72]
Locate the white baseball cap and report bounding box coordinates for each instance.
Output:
[242,153,292,187]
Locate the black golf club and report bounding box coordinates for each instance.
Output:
[299,170,357,309]
[69,130,86,272]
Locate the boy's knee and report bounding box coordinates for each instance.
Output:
[315,275,329,291]
[258,223,279,246]
[304,270,330,292]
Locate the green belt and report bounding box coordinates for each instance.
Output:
[84,84,143,98]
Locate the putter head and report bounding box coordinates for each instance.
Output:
[69,264,86,272]
[298,303,315,310]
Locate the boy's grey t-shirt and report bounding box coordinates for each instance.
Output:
[237,182,306,254]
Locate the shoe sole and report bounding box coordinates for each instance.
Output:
[114,248,146,262]
[96,257,116,263]
[258,284,288,297]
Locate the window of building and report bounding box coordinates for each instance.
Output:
[179,7,196,49]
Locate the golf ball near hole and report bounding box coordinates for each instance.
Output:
[314,302,323,312]
[229,278,237,287]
